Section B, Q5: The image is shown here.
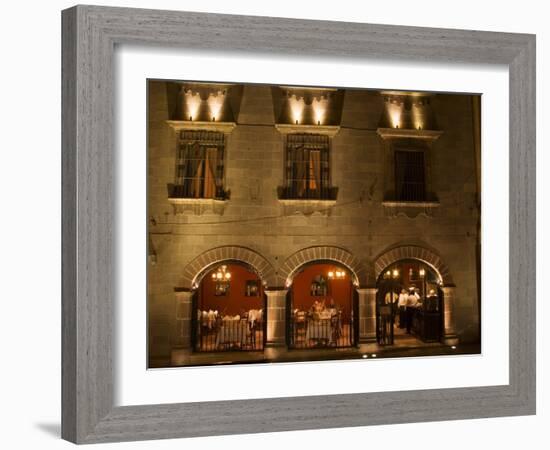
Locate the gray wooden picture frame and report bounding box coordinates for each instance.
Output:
[61,4,536,444]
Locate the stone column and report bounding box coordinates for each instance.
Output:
[441,285,459,346]
[357,288,377,343]
[174,291,194,349]
[265,289,288,347]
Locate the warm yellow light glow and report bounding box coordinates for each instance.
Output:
[392,269,399,278]
[386,270,391,277]
[419,268,426,277]
[312,95,328,125]
[329,269,346,280]
[387,102,402,129]
[212,264,232,282]
[412,102,424,130]
[184,89,201,121]
[288,94,305,124]
[207,90,226,122]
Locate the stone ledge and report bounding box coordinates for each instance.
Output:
[275,123,340,137]
[382,200,441,208]
[377,127,443,141]
[166,120,237,134]
[168,197,228,215]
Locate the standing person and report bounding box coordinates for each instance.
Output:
[406,288,418,334]
[414,287,422,310]
[384,289,394,305]
[398,289,408,328]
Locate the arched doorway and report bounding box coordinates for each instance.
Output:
[191,261,266,352]
[376,259,443,345]
[286,261,357,349]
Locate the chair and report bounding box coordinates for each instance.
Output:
[331,312,342,345]
[294,311,307,346]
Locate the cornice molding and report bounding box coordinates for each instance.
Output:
[377,127,443,141]
[166,120,237,134]
[275,124,341,137]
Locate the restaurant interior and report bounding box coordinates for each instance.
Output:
[192,259,443,356]
[193,261,356,352]
[376,260,443,346]
[288,262,355,349]
[194,263,265,352]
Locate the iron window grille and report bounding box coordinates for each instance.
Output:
[169,130,227,199]
[394,150,426,202]
[282,134,335,200]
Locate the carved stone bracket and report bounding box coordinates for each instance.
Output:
[168,198,228,216]
[278,199,337,216]
[382,201,440,218]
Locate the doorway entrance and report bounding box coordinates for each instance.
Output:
[191,261,266,352]
[287,261,357,349]
[376,259,443,346]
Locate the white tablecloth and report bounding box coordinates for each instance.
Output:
[306,319,332,341]
[215,320,249,347]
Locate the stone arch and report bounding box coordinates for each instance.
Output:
[178,246,277,289]
[373,244,454,286]
[280,246,369,287]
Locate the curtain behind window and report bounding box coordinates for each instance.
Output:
[309,149,321,193]
[203,147,218,198]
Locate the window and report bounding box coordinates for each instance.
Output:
[283,134,333,200]
[169,130,227,199]
[394,150,426,202]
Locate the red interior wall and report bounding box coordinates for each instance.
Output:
[199,264,263,315]
[291,263,352,322]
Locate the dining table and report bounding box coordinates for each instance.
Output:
[215,318,249,348]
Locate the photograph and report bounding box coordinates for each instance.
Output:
[147,80,482,368]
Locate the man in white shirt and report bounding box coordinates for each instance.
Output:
[405,288,418,333]
[398,289,408,328]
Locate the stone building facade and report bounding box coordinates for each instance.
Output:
[147,80,481,365]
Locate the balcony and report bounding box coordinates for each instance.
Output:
[167,184,229,215]
[277,186,338,216]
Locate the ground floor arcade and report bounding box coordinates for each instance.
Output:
[149,244,478,368]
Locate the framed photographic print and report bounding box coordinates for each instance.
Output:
[62,4,535,444]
